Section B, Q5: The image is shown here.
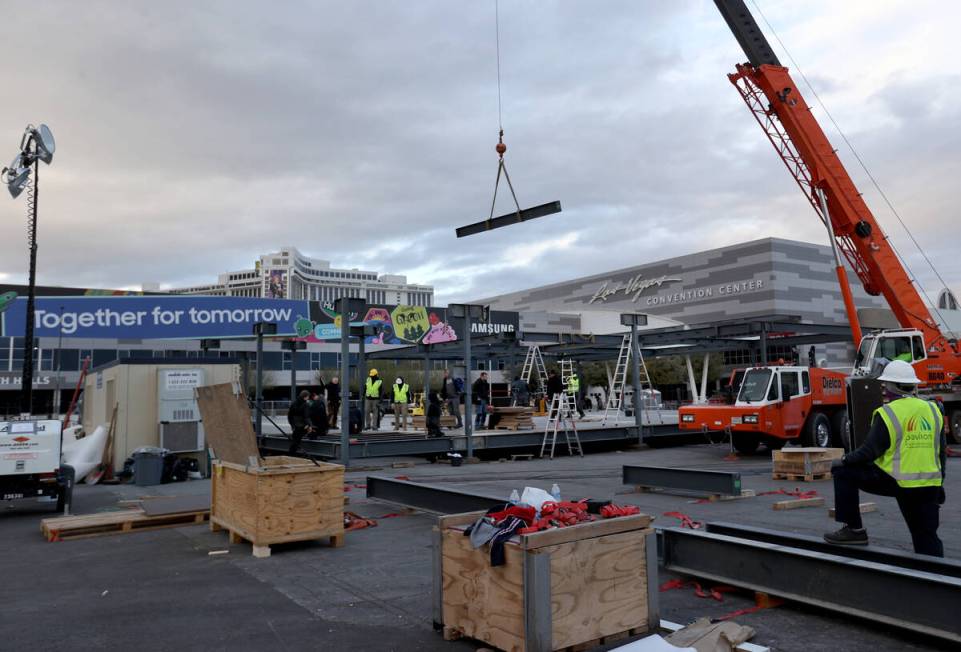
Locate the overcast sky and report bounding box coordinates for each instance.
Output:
[0,0,958,307]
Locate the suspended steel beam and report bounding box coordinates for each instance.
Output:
[661,527,961,644]
[623,465,742,496]
[455,201,562,238]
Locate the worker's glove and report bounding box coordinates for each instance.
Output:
[939,487,946,505]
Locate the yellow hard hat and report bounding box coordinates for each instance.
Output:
[369,368,378,376]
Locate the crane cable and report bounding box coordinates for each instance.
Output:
[487,0,522,224]
[749,0,955,336]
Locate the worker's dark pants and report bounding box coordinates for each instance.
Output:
[833,463,943,557]
[288,426,308,455]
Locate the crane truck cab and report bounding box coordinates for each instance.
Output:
[678,365,848,455]
[0,420,74,513]
[853,330,928,377]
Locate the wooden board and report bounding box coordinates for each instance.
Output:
[547,528,651,650]
[772,471,832,482]
[772,497,825,510]
[521,513,652,551]
[41,508,208,541]
[441,529,526,652]
[195,383,260,465]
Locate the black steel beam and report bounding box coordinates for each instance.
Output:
[456,201,562,238]
[704,522,961,579]
[714,0,780,68]
[623,465,741,496]
[366,476,504,514]
[662,527,961,644]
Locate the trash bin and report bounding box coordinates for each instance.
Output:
[133,447,167,486]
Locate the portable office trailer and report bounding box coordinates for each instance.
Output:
[82,359,242,472]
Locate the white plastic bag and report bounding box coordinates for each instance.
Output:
[520,486,554,511]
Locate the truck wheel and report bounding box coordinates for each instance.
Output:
[831,409,851,450]
[733,434,760,455]
[949,410,961,445]
[803,413,832,448]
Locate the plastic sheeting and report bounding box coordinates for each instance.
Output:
[61,425,107,483]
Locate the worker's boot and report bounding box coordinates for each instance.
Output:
[823,525,869,546]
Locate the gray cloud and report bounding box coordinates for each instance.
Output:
[0,0,957,310]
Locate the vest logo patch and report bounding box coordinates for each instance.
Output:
[905,415,933,433]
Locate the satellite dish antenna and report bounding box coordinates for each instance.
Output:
[34,124,55,164]
[1,153,30,199]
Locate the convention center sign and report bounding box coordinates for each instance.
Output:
[0,293,518,345]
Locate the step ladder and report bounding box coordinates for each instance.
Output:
[540,393,583,459]
[515,344,548,406]
[602,333,653,426]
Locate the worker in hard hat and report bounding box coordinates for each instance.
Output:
[825,360,947,556]
[365,369,383,431]
[392,376,411,431]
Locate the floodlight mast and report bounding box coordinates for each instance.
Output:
[2,124,55,415]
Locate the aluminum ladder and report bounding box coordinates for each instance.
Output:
[602,333,653,425]
[540,392,583,459]
[516,344,548,406]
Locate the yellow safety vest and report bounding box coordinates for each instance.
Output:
[567,375,580,394]
[365,378,382,398]
[392,383,410,403]
[873,397,944,488]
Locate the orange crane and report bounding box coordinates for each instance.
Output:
[714,0,961,385]
[679,2,961,450]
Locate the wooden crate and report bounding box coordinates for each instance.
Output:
[211,455,344,558]
[772,447,843,480]
[434,512,657,652]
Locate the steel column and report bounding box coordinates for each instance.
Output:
[630,322,643,442]
[255,330,264,440]
[463,313,473,455]
[623,465,741,496]
[339,317,350,468]
[662,527,961,644]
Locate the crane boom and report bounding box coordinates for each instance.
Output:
[714,0,961,383]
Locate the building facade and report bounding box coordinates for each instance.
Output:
[170,246,433,306]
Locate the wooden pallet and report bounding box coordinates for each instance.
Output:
[442,624,649,652]
[210,521,344,558]
[772,471,832,482]
[41,508,209,542]
[772,447,842,478]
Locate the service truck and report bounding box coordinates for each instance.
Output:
[0,420,74,512]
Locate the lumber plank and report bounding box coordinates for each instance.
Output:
[772,497,825,510]
[522,513,653,550]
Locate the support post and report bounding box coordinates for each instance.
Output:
[252,322,277,441]
[339,311,350,468]
[358,332,367,421]
[760,326,768,365]
[20,157,39,415]
[620,313,648,444]
[463,312,473,455]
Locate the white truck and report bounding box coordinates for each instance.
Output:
[0,420,74,513]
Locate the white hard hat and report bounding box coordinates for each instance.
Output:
[877,359,921,384]
[396,377,403,384]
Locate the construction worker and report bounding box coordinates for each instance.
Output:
[392,376,411,431]
[825,360,946,556]
[364,369,383,431]
[287,390,312,455]
[567,371,585,419]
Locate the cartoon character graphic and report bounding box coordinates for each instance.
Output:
[320,303,358,329]
[366,320,401,345]
[390,305,429,343]
[421,312,457,344]
[294,316,314,338]
[0,291,16,315]
[363,308,391,324]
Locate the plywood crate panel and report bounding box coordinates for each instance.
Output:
[435,511,657,652]
[772,447,843,476]
[211,455,344,551]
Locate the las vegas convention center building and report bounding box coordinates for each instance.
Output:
[2,237,958,415]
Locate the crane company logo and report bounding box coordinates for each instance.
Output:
[12,436,30,443]
[905,415,933,432]
[588,275,681,304]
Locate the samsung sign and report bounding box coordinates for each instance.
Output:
[0,296,307,340]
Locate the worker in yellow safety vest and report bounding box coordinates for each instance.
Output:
[566,372,585,419]
[391,377,411,431]
[825,360,946,556]
[364,369,383,431]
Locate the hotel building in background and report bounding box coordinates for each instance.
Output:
[169,246,433,306]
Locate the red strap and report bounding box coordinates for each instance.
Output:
[758,488,819,500]
[663,511,702,529]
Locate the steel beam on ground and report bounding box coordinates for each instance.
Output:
[366,476,504,514]
[661,527,961,644]
[704,522,961,578]
[623,465,741,496]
